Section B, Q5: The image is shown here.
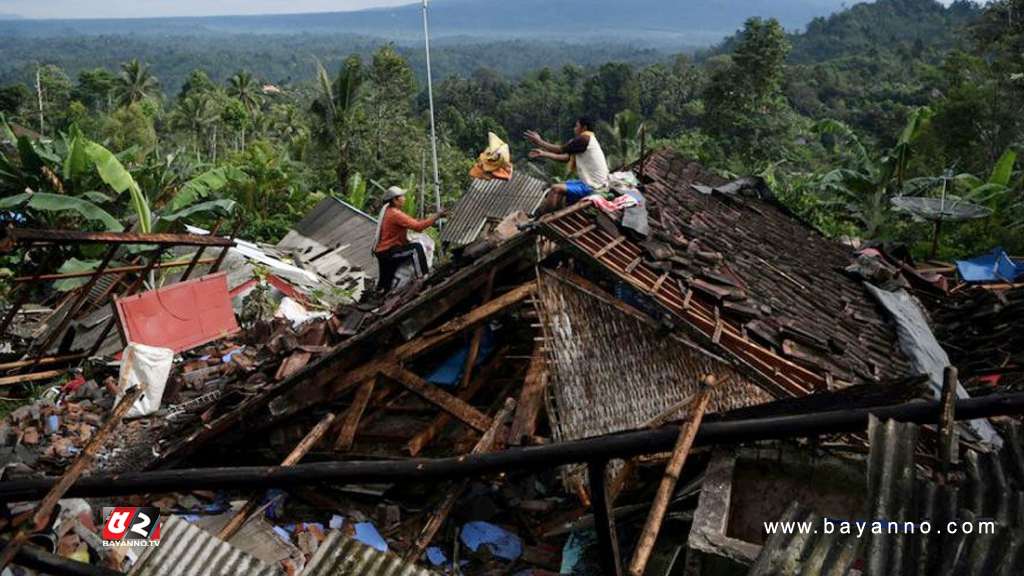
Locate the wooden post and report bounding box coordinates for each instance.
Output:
[31,244,118,356]
[938,366,958,483]
[334,378,376,451]
[218,411,337,541]
[627,383,712,576]
[406,398,516,561]
[588,459,623,576]
[0,349,143,569]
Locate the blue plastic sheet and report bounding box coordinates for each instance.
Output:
[425,326,495,388]
[957,247,1024,284]
[459,521,522,561]
[354,522,388,552]
[426,547,447,566]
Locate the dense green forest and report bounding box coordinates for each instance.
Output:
[1,0,1022,281]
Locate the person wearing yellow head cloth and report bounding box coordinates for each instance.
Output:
[525,116,609,216]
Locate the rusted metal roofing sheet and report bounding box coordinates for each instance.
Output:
[277,197,379,279]
[302,530,438,576]
[115,272,240,353]
[130,516,280,576]
[535,270,770,441]
[441,171,546,247]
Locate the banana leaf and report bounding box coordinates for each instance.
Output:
[0,191,123,231]
[159,198,237,223]
[85,141,152,233]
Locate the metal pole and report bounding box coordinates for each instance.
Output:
[422,0,442,216]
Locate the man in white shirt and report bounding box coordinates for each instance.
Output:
[525,116,610,216]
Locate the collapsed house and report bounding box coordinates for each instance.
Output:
[1,150,1022,576]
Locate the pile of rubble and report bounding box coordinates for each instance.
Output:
[2,150,1023,576]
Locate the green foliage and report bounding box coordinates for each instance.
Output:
[0,191,123,231]
[115,59,160,108]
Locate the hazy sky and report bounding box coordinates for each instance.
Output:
[0,0,414,19]
[0,0,972,20]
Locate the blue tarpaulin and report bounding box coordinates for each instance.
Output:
[957,247,1024,284]
[425,326,495,388]
[459,521,522,561]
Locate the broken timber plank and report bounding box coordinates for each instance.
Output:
[627,381,713,576]
[218,411,338,540]
[459,269,496,390]
[2,228,235,249]
[594,236,626,259]
[406,349,508,456]
[406,398,516,561]
[0,369,67,387]
[379,366,492,433]
[0,349,143,569]
[508,347,547,446]
[334,378,376,451]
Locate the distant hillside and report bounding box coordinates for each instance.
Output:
[713,0,981,62]
[0,0,851,45]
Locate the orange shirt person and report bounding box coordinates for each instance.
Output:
[372,186,445,293]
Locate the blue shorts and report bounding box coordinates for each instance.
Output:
[564,180,594,203]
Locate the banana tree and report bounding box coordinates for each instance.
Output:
[813,107,933,239]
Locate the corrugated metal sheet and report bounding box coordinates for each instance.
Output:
[277,197,379,280]
[130,516,280,576]
[115,272,240,353]
[441,171,546,247]
[302,530,437,576]
[535,270,770,442]
[747,416,1024,575]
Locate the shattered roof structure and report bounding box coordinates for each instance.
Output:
[536,269,771,441]
[441,171,546,247]
[277,197,379,280]
[541,150,915,403]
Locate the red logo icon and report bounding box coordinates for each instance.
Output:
[102,507,161,546]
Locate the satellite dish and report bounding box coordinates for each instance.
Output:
[890,170,992,257]
[890,196,992,222]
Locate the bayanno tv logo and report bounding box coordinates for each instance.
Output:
[101,507,162,547]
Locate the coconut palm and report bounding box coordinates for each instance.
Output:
[114,59,160,107]
[173,93,217,162]
[310,56,364,190]
[227,71,262,118]
[598,110,647,169]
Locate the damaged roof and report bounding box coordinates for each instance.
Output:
[541,150,914,403]
[441,171,547,247]
[536,269,771,441]
[277,197,379,280]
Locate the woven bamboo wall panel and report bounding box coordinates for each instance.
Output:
[536,273,771,442]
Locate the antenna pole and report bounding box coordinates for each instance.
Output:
[422,0,442,217]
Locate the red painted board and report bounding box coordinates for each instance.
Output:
[115,272,240,353]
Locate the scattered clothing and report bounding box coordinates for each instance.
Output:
[470,132,513,181]
[564,180,595,203]
[586,193,638,214]
[564,131,609,190]
[956,247,1024,284]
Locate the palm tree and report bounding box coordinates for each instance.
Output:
[115,59,159,107]
[310,56,363,191]
[227,71,262,118]
[598,110,647,169]
[173,94,217,162]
